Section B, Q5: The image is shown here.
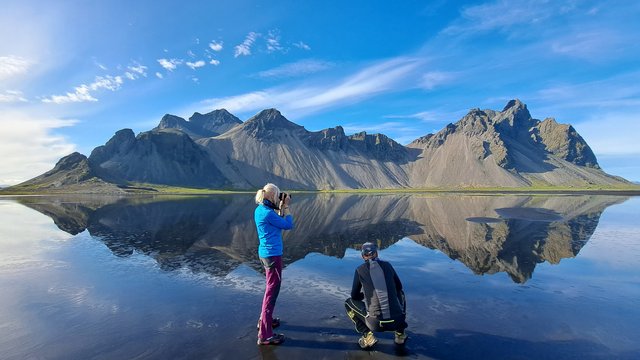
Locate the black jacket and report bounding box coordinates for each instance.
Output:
[351,258,405,320]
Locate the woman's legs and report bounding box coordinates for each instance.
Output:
[258,256,283,340]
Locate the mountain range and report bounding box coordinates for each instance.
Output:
[7,99,629,192]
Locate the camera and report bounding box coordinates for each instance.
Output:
[278,192,291,201]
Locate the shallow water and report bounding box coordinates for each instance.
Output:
[0,194,639,359]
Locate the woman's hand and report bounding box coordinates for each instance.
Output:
[279,194,291,216]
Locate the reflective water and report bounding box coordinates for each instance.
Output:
[0,194,639,359]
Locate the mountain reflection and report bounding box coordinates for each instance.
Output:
[17,194,625,283]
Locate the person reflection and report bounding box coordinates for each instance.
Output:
[254,183,294,346]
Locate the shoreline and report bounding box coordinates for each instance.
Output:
[2,187,640,197]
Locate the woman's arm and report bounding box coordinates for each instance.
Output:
[267,209,294,230]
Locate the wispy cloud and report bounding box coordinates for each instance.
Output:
[209,59,220,66]
[0,55,32,80]
[293,41,311,51]
[385,111,442,122]
[155,72,163,79]
[124,62,148,81]
[0,110,77,185]
[209,40,223,52]
[291,58,422,111]
[531,71,640,110]
[201,57,423,117]
[549,30,624,59]
[0,90,27,103]
[266,30,283,53]
[256,59,333,79]
[157,58,181,71]
[234,32,259,57]
[42,75,124,104]
[128,63,147,77]
[443,0,556,35]
[185,60,206,70]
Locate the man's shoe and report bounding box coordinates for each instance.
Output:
[358,331,378,349]
[257,333,285,346]
[394,331,408,345]
[256,317,281,330]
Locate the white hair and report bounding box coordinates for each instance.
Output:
[255,183,280,204]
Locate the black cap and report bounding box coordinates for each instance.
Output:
[361,242,377,257]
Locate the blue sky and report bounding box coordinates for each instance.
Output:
[1,0,639,185]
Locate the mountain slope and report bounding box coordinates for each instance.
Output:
[88,128,228,188]
[200,109,411,189]
[406,100,625,187]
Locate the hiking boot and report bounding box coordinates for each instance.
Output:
[394,331,408,345]
[257,333,285,346]
[358,331,377,349]
[256,317,281,330]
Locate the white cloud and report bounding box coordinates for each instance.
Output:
[202,57,422,117]
[127,63,147,77]
[293,41,311,51]
[256,59,333,78]
[209,41,223,52]
[96,62,108,71]
[209,59,220,66]
[157,58,181,71]
[185,60,206,70]
[0,111,77,185]
[234,32,259,57]
[187,50,196,58]
[266,30,283,53]
[0,90,27,103]
[549,30,623,59]
[42,75,124,104]
[443,0,555,35]
[155,72,163,79]
[291,57,421,111]
[42,84,96,103]
[0,55,32,80]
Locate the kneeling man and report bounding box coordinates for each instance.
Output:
[345,242,408,349]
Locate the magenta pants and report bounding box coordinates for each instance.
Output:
[258,256,282,340]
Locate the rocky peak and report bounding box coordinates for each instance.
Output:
[52,152,89,172]
[494,99,535,133]
[407,133,434,148]
[189,109,242,135]
[241,109,305,140]
[534,117,600,168]
[305,126,348,150]
[158,114,188,129]
[348,131,407,161]
[104,129,136,154]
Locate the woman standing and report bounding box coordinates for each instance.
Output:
[254,183,293,345]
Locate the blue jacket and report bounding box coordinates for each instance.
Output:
[255,201,294,258]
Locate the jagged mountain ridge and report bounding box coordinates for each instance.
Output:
[153,109,242,139]
[9,99,629,192]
